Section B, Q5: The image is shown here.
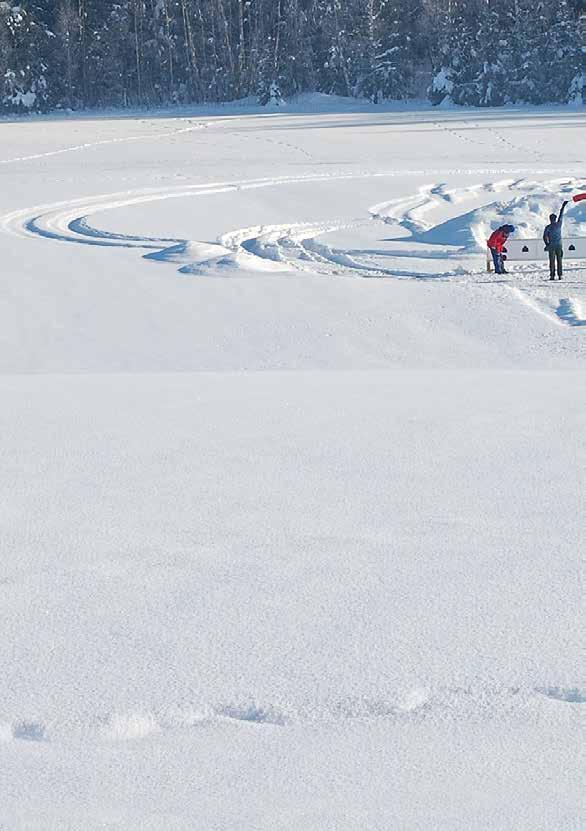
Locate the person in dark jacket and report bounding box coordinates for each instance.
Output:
[487,224,515,275]
[543,201,568,280]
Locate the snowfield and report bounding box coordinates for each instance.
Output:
[0,99,584,830]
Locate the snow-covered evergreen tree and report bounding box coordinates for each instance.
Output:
[361,0,417,102]
[256,0,315,105]
[0,2,53,111]
[429,0,479,106]
[473,1,509,106]
[0,0,583,112]
[543,0,583,103]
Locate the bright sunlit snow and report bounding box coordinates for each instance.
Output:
[0,99,584,830]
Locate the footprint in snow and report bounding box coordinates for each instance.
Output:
[11,721,48,742]
[217,704,286,725]
[536,687,586,704]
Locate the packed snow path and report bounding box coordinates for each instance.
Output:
[0,102,584,830]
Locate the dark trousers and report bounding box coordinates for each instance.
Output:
[548,246,563,279]
[490,247,505,274]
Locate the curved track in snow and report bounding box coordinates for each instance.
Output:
[1,170,584,324]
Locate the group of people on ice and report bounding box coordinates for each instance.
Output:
[487,200,569,280]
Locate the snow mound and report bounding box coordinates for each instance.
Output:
[104,711,160,741]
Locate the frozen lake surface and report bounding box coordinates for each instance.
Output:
[0,99,584,829]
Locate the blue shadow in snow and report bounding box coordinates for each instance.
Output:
[25,215,124,247]
[556,298,586,327]
[25,214,178,250]
[537,686,586,703]
[69,216,180,247]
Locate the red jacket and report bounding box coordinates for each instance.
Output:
[487,228,508,252]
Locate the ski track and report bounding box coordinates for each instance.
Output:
[0,119,210,165]
[0,684,583,745]
[1,170,584,325]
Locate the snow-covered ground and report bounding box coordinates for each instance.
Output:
[0,99,584,829]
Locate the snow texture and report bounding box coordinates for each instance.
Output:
[0,99,584,830]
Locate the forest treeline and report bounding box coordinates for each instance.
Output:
[0,1,583,113]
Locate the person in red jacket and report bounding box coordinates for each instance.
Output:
[487,224,515,275]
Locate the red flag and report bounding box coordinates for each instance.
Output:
[573,193,586,203]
